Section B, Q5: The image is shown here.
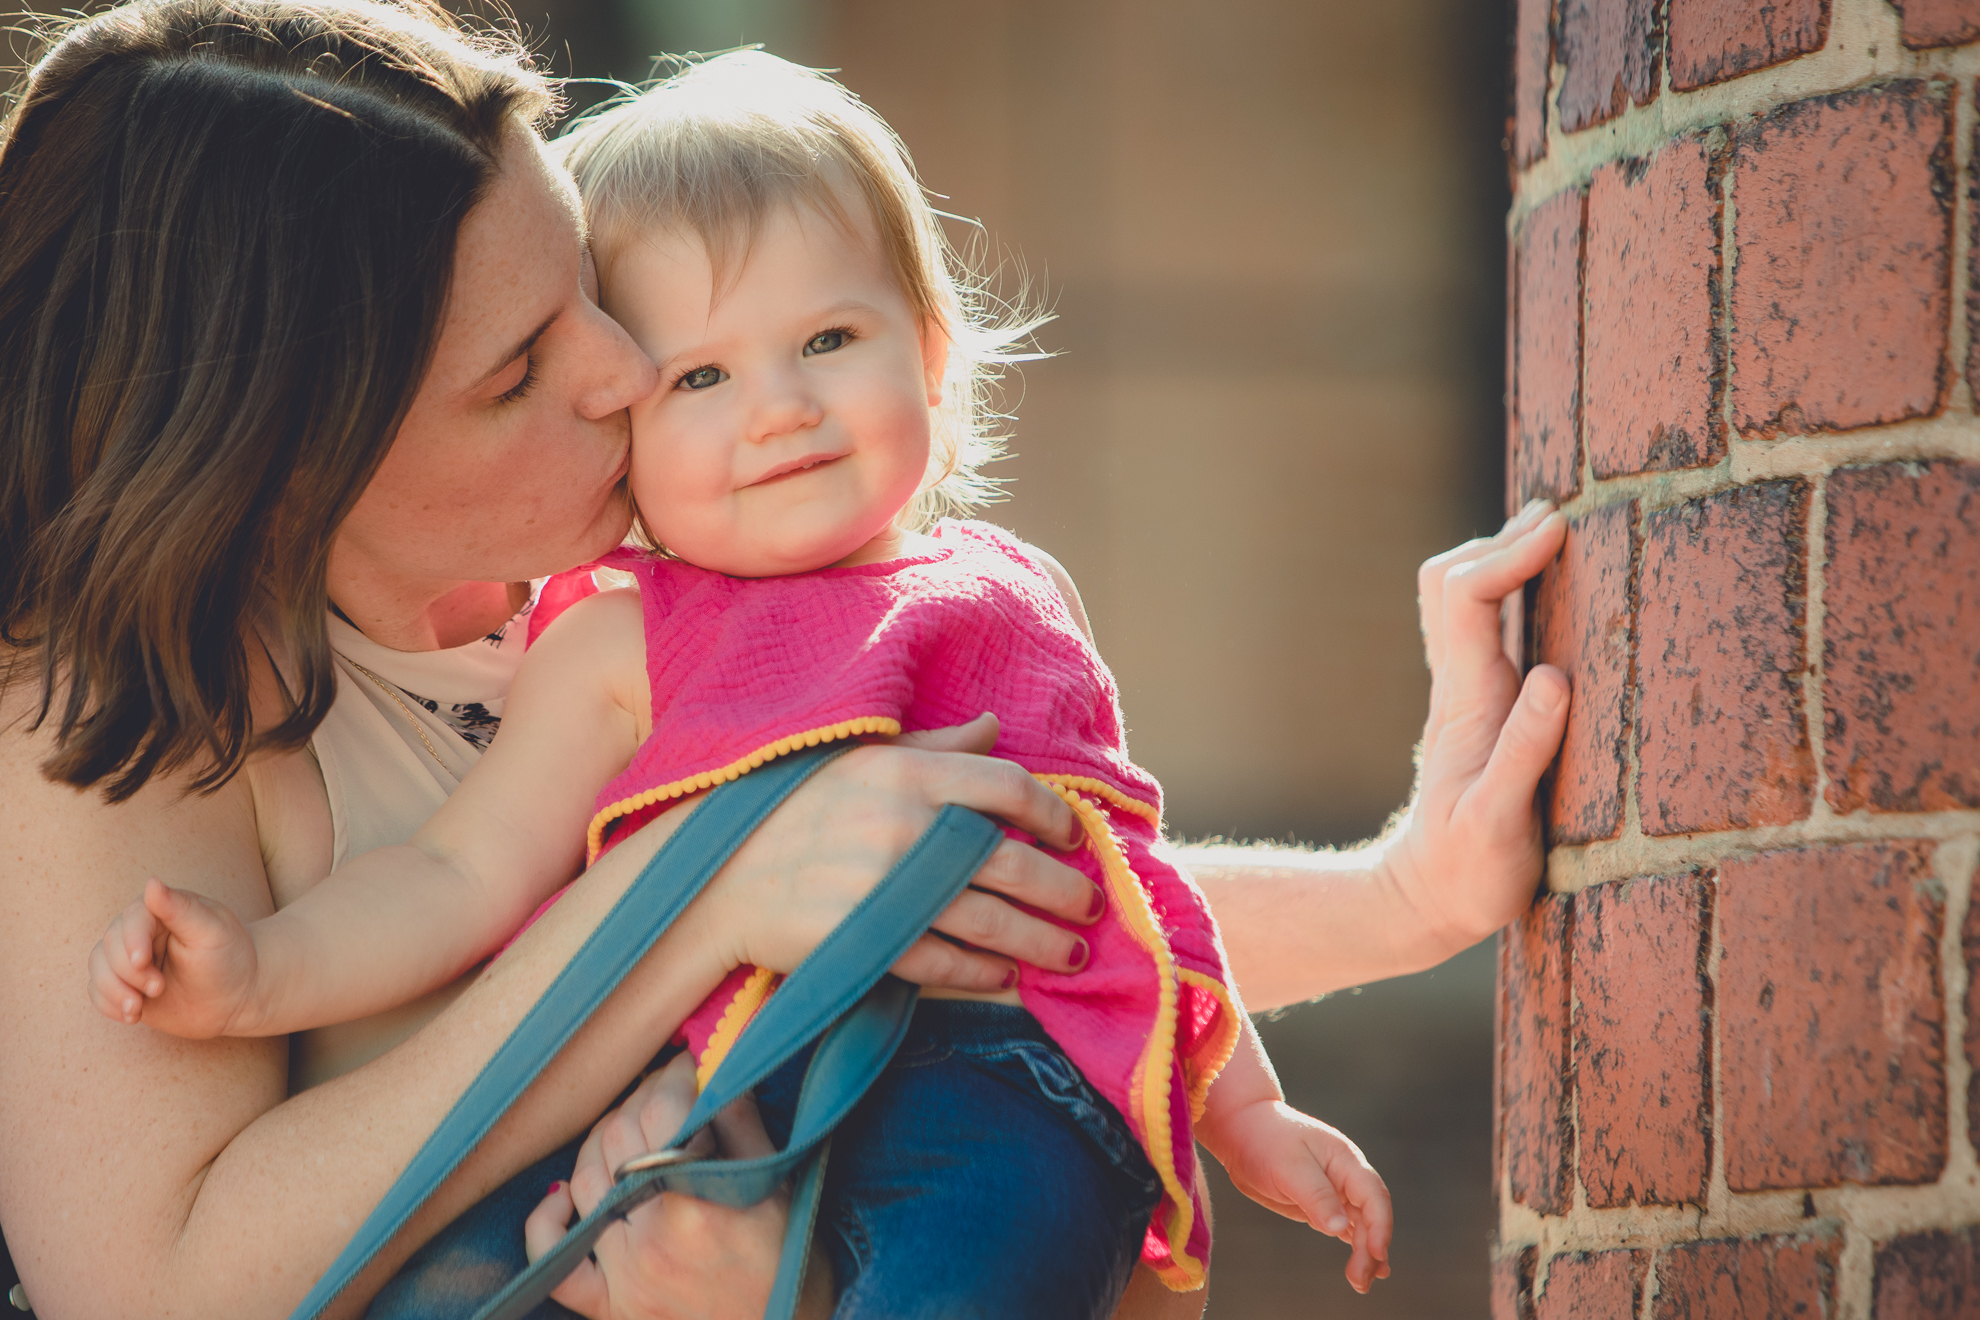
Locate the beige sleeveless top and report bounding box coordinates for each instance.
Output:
[288,596,534,1090]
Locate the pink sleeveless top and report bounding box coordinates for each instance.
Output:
[536,520,1236,1291]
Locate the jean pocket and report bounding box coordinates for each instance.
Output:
[995,1043,1153,1196]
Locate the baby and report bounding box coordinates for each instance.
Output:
[89,51,1391,1317]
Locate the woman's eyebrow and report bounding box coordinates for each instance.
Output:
[471,312,558,392]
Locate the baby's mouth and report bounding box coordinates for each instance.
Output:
[749,453,845,487]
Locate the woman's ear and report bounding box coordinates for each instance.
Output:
[921,317,952,408]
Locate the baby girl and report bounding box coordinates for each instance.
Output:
[89,50,1390,1317]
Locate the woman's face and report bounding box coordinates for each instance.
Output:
[331,128,657,594]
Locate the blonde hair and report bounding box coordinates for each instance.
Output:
[554,49,1043,526]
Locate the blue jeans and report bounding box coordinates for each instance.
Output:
[370,1001,1158,1320]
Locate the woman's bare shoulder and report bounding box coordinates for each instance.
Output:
[0,679,288,1313]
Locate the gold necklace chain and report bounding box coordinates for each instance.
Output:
[343,657,449,770]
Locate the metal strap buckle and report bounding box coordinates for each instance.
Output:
[612,1145,696,1184]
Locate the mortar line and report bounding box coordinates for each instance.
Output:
[1546,808,1980,894]
[1560,418,1980,527]
[1836,1221,1872,1320]
[1803,472,1832,824]
[1932,836,1980,1227]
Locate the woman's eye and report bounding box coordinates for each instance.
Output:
[678,365,728,391]
[804,329,851,356]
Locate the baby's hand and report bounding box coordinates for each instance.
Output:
[1205,1100,1393,1293]
[86,878,260,1038]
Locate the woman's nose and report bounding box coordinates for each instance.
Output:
[572,299,659,420]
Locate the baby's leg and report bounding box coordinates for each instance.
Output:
[758,1001,1162,1320]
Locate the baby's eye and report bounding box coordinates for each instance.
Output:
[677,365,728,391]
[804,329,852,356]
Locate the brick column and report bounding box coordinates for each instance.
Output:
[1500,3,1980,1316]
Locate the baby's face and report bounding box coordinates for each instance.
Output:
[601,199,943,577]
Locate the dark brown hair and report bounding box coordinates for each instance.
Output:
[0,0,552,800]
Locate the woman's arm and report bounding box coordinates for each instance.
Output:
[0,695,1098,1320]
[1180,503,1571,1011]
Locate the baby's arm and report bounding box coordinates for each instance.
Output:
[1195,1015,1394,1293]
[88,589,652,1039]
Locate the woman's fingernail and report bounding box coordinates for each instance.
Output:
[1327,1214,1350,1234]
[1000,966,1018,990]
[1086,885,1106,921]
[1068,937,1090,971]
[547,1181,564,1195]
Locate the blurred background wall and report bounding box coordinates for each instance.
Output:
[517,1,1517,1315]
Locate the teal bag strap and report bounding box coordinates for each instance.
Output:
[288,743,1007,1320]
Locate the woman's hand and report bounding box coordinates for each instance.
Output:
[1385,499,1571,953]
[524,1054,832,1320]
[699,714,1104,994]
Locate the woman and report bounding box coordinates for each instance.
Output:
[0,3,1569,1318]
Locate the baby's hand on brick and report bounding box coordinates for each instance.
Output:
[1205,1100,1393,1292]
[86,877,260,1037]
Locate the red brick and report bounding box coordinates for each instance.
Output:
[1537,1250,1646,1319]
[1495,1247,1539,1320]
[1668,0,1829,90]
[1557,0,1660,134]
[1719,843,1947,1191]
[1584,138,1725,478]
[1532,501,1633,844]
[1896,0,1980,49]
[1875,1229,1980,1318]
[1637,482,1813,835]
[1653,1236,1838,1320]
[1573,872,1712,1208]
[1730,83,1955,437]
[1822,461,1980,813]
[1964,866,1980,1147]
[1514,189,1586,505]
[1971,95,1980,398]
[1501,896,1574,1215]
[1514,0,1554,167]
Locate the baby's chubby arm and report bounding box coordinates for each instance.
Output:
[1195,1013,1394,1294]
[88,589,653,1039]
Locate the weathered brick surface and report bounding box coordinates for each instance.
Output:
[1514,0,1553,167]
[1653,1236,1839,1320]
[1502,897,1574,1215]
[1730,83,1954,437]
[1573,872,1712,1208]
[1875,1228,1980,1318]
[1637,482,1813,835]
[1896,0,1980,49]
[1823,461,1980,814]
[1668,0,1829,90]
[1536,1250,1645,1318]
[1532,501,1633,844]
[1514,190,1585,505]
[1584,138,1723,478]
[1719,844,1947,1191]
[1965,867,1980,1151]
[1556,0,1660,134]
[1494,1247,1538,1320]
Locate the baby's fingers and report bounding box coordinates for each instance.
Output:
[1338,1163,1395,1293]
[86,941,147,1025]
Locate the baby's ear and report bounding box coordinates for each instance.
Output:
[920,317,952,408]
